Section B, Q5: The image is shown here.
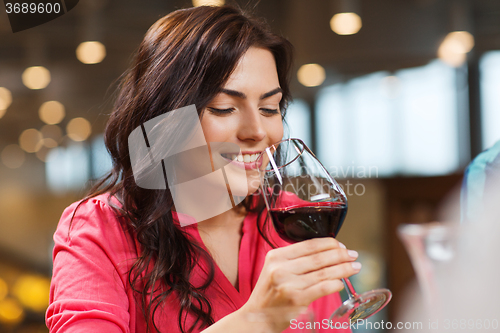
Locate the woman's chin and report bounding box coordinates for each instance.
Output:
[246,184,260,197]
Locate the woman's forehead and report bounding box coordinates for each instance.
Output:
[222,48,279,91]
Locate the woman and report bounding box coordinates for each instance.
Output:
[46,5,359,333]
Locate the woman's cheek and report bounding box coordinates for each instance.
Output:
[269,117,284,142]
[201,117,231,143]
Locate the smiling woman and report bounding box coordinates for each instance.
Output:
[46,5,356,333]
[200,47,284,197]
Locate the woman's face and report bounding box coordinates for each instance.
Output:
[201,46,284,197]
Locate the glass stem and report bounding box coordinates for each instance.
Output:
[341,278,357,300]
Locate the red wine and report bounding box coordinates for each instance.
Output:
[269,204,347,243]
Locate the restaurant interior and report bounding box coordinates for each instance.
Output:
[1,0,500,332]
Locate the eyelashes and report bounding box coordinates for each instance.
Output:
[207,107,280,116]
[207,107,234,115]
[261,108,280,115]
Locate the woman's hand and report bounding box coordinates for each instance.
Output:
[240,237,360,332]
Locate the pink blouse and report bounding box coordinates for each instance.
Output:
[46,194,351,333]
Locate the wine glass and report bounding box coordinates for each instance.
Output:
[255,138,392,323]
[397,222,459,315]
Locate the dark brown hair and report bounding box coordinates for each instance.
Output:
[85,5,293,333]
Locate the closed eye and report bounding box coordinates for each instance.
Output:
[261,108,279,115]
[207,107,235,115]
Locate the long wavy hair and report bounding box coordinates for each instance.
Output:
[81,5,293,333]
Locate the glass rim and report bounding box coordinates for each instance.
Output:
[256,138,315,172]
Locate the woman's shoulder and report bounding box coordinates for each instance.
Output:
[54,193,136,254]
[58,193,121,228]
[64,192,121,216]
[48,194,137,332]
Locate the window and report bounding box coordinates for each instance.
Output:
[284,99,312,147]
[480,50,500,149]
[316,60,459,177]
[45,135,113,193]
[46,143,89,193]
[91,135,113,179]
[397,60,459,174]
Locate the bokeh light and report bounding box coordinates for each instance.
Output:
[192,0,224,6]
[22,66,51,90]
[19,129,43,153]
[0,278,7,301]
[1,144,26,169]
[438,31,475,67]
[0,298,24,324]
[330,12,362,35]
[42,138,58,148]
[12,275,50,312]
[446,31,475,53]
[438,47,467,67]
[39,101,65,125]
[297,63,326,87]
[36,146,51,162]
[41,124,63,143]
[0,87,12,111]
[76,41,107,64]
[67,117,92,141]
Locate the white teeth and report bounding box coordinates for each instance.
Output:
[225,153,261,163]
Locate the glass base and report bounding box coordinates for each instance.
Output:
[329,289,392,322]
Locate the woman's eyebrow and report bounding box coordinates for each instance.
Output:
[221,88,246,98]
[220,87,283,100]
[260,87,283,99]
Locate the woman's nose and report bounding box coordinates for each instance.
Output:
[237,107,266,142]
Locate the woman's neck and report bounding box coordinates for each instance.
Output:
[196,205,247,232]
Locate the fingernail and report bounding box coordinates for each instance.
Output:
[348,250,358,258]
[339,242,346,249]
[351,262,362,270]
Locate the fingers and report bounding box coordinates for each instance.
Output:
[260,239,362,310]
[276,237,344,260]
[289,247,359,275]
[282,262,362,306]
[264,238,359,288]
[279,261,361,291]
[272,278,347,309]
[299,279,346,305]
[304,261,361,284]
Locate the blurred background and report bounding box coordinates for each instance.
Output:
[1,0,500,332]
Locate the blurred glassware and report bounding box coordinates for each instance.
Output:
[398,222,459,316]
[257,138,391,323]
